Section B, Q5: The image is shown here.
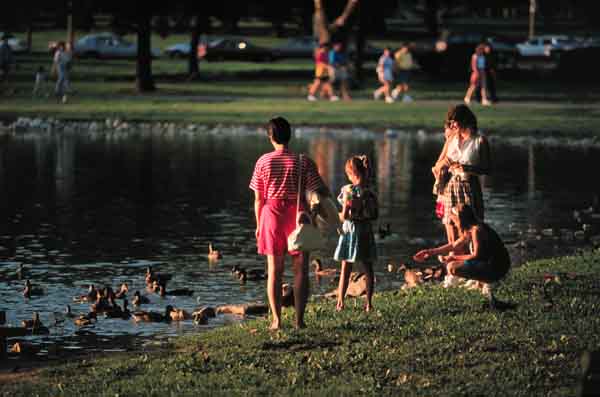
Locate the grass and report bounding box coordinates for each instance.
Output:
[3,250,600,396]
[2,30,600,137]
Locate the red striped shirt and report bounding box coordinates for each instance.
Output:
[249,148,325,200]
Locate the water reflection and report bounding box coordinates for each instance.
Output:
[0,128,597,349]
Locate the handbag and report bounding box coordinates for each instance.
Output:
[287,154,324,252]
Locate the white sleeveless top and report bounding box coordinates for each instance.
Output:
[446,134,482,166]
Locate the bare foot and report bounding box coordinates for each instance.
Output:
[336,300,344,312]
[364,304,373,313]
[294,321,306,330]
[268,321,280,331]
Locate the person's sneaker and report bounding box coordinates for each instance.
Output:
[482,99,492,106]
[307,94,317,101]
[402,94,413,103]
[385,96,395,104]
[61,95,68,104]
[391,88,400,100]
[373,91,383,100]
[442,274,460,288]
[330,95,340,102]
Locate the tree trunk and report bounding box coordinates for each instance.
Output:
[136,13,155,93]
[353,1,365,85]
[188,17,200,78]
[26,19,33,54]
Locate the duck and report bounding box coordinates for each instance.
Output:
[16,263,25,280]
[237,268,266,284]
[132,291,150,306]
[23,279,44,298]
[21,312,50,334]
[73,285,98,303]
[64,305,77,318]
[105,299,131,319]
[132,305,174,323]
[312,259,337,277]
[114,283,129,299]
[155,283,194,297]
[74,310,97,326]
[192,307,216,324]
[169,307,192,321]
[208,243,222,261]
[145,267,172,286]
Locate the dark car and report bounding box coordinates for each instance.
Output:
[202,38,274,62]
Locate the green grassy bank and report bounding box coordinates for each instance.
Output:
[1,30,600,137]
[3,250,599,396]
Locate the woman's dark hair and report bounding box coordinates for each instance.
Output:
[455,204,478,231]
[446,104,478,132]
[267,117,291,144]
[345,155,371,182]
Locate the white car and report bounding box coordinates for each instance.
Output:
[49,33,161,59]
[0,33,27,53]
[516,35,578,57]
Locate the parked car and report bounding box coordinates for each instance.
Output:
[516,35,578,57]
[0,32,27,53]
[202,37,274,62]
[273,36,381,61]
[49,33,161,59]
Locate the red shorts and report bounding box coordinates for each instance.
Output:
[258,199,303,257]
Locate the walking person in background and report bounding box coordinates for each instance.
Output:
[328,41,351,101]
[307,42,333,101]
[373,47,394,104]
[0,34,14,90]
[464,44,491,106]
[250,117,328,330]
[334,155,378,312]
[484,43,497,103]
[392,44,414,102]
[52,41,72,104]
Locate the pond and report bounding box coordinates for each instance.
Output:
[0,127,597,353]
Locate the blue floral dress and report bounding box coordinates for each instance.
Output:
[333,184,378,263]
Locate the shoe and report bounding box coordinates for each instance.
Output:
[373,91,383,100]
[464,97,470,104]
[62,95,68,104]
[307,94,317,101]
[442,275,460,288]
[330,95,340,102]
[391,88,400,100]
[385,96,395,104]
[402,94,413,103]
[482,99,492,106]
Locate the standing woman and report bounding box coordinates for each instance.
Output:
[249,117,327,330]
[438,104,491,244]
[52,41,72,103]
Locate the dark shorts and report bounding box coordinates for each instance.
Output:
[455,259,509,283]
[397,70,410,84]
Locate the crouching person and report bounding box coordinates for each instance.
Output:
[413,204,510,307]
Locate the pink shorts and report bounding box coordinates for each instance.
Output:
[258,199,302,257]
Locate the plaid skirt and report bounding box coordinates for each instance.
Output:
[441,174,484,225]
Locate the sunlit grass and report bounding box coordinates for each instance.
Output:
[3,250,600,396]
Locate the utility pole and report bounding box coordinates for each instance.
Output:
[528,0,536,39]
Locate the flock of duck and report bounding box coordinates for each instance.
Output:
[15,243,342,339]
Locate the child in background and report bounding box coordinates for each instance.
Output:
[307,42,333,101]
[374,48,395,103]
[32,66,48,97]
[334,155,378,312]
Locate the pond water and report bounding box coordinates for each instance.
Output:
[0,127,597,353]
